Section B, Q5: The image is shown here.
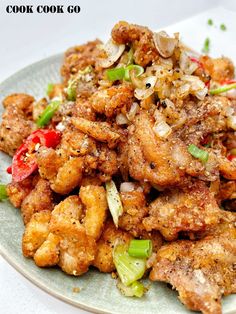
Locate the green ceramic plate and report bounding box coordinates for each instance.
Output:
[0,55,235,314]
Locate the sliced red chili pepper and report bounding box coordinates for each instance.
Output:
[10,129,61,182]
[190,57,204,69]
[6,165,12,174]
[227,154,236,162]
[220,79,236,85]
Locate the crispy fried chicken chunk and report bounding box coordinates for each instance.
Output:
[111,21,159,67]
[119,189,148,237]
[143,181,221,240]
[150,215,236,314]
[21,179,53,224]
[61,39,102,83]
[128,111,204,187]
[0,103,34,156]
[93,220,132,273]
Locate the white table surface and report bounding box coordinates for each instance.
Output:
[0,0,235,313]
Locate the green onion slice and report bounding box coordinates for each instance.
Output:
[207,19,213,26]
[124,65,144,81]
[113,244,146,286]
[188,144,209,163]
[202,37,210,54]
[46,83,54,96]
[0,184,8,200]
[106,67,125,81]
[105,180,123,227]
[36,100,61,127]
[117,280,144,298]
[210,83,236,95]
[131,281,145,298]
[127,47,134,65]
[128,240,152,258]
[67,86,77,101]
[220,24,226,31]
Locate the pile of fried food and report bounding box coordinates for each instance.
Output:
[0,21,236,314]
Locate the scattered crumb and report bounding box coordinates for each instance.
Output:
[72,287,81,293]
[111,272,118,279]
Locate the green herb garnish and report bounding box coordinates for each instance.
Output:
[202,37,210,54]
[207,19,213,26]
[220,24,226,31]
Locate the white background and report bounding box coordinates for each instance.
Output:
[0,0,235,313]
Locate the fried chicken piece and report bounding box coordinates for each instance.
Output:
[37,147,63,180]
[49,195,96,275]
[79,185,108,240]
[61,39,102,83]
[119,189,148,237]
[0,104,34,156]
[34,233,60,267]
[200,56,235,82]
[3,93,34,115]
[21,179,53,224]
[93,220,132,273]
[150,220,236,314]
[218,156,236,180]
[22,210,51,257]
[91,83,134,118]
[111,21,158,67]
[218,180,236,202]
[143,180,221,240]
[97,144,118,179]
[128,111,204,187]
[74,98,96,121]
[7,176,34,208]
[72,117,120,149]
[28,193,104,275]
[51,157,84,194]
[175,96,231,146]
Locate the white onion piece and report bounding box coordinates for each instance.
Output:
[179,51,198,75]
[134,76,157,100]
[225,88,236,99]
[116,113,129,125]
[56,122,66,132]
[153,31,178,58]
[153,121,172,138]
[195,87,208,100]
[120,182,135,192]
[227,115,236,130]
[98,39,125,68]
[126,102,140,121]
[106,180,123,228]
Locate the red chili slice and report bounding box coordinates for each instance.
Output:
[190,57,204,69]
[227,154,236,162]
[10,129,61,182]
[220,79,236,85]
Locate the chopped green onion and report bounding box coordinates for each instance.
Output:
[105,180,123,227]
[128,240,152,258]
[124,65,144,81]
[67,86,77,101]
[220,23,226,31]
[46,83,54,96]
[207,19,213,26]
[188,144,209,163]
[36,100,61,127]
[210,83,236,95]
[113,244,146,286]
[0,184,8,200]
[116,280,145,298]
[106,67,125,81]
[202,38,210,54]
[131,281,145,298]
[127,47,134,65]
